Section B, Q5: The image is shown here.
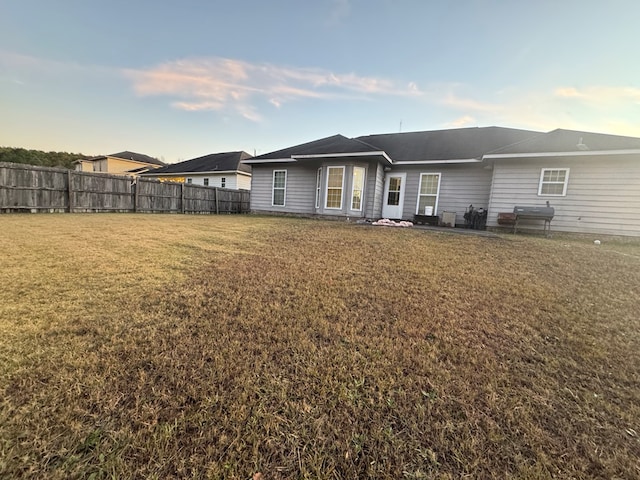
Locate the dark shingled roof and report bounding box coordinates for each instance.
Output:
[357,127,540,161]
[248,134,384,161]
[249,128,541,163]
[487,129,640,155]
[96,151,165,166]
[245,127,640,165]
[146,151,252,175]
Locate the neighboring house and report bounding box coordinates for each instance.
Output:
[141,151,252,190]
[245,127,640,237]
[75,151,165,176]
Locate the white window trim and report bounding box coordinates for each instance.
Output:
[350,166,365,211]
[538,168,570,196]
[415,172,441,215]
[325,166,345,210]
[272,170,287,207]
[315,168,322,209]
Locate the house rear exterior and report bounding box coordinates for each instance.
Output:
[246,127,640,237]
[246,127,533,225]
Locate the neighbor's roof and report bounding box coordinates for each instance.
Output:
[144,151,252,175]
[245,134,389,163]
[357,127,540,162]
[486,129,640,155]
[88,151,165,166]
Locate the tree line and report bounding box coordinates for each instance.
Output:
[0,147,91,169]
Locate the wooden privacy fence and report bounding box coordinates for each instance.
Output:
[0,162,250,214]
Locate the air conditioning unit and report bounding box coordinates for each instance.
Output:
[440,211,456,227]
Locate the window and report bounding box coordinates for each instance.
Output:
[325,166,344,209]
[221,177,226,188]
[351,167,365,211]
[387,177,402,206]
[186,178,193,184]
[416,173,440,215]
[538,168,569,196]
[272,170,287,206]
[203,178,209,186]
[315,168,322,208]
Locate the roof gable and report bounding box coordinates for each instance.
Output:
[146,151,252,175]
[250,134,383,161]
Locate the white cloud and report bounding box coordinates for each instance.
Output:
[125,56,422,121]
[555,86,640,105]
[445,115,477,128]
[433,84,640,137]
[4,50,638,137]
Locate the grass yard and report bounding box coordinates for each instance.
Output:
[1,214,639,479]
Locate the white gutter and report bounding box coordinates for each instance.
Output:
[484,149,640,159]
[291,151,393,163]
[393,158,481,165]
[143,170,248,176]
[241,158,298,164]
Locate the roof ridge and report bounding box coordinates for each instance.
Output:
[351,136,386,151]
[484,130,547,155]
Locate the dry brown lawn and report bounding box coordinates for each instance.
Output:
[1,214,639,479]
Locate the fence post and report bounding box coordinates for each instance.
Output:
[181,183,185,214]
[215,188,219,214]
[134,179,139,212]
[67,170,74,213]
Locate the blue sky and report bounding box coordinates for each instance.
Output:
[1,1,639,163]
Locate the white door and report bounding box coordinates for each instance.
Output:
[382,173,406,219]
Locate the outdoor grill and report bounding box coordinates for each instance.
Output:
[512,202,555,235]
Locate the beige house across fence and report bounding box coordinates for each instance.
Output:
[74,151,165,176]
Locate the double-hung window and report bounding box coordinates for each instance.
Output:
[416,173,441,215]
[351,167,365,211]
[272,170,287,206]
[325,166,344,209]
[538,168,569,196]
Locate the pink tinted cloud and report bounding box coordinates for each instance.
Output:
[125,56,422,120]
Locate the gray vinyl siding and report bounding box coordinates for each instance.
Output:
[250,164,317,214]
[251,161,383,218]
[487,155,640,236]
[371,162,385,219]
[398,164,492,224]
